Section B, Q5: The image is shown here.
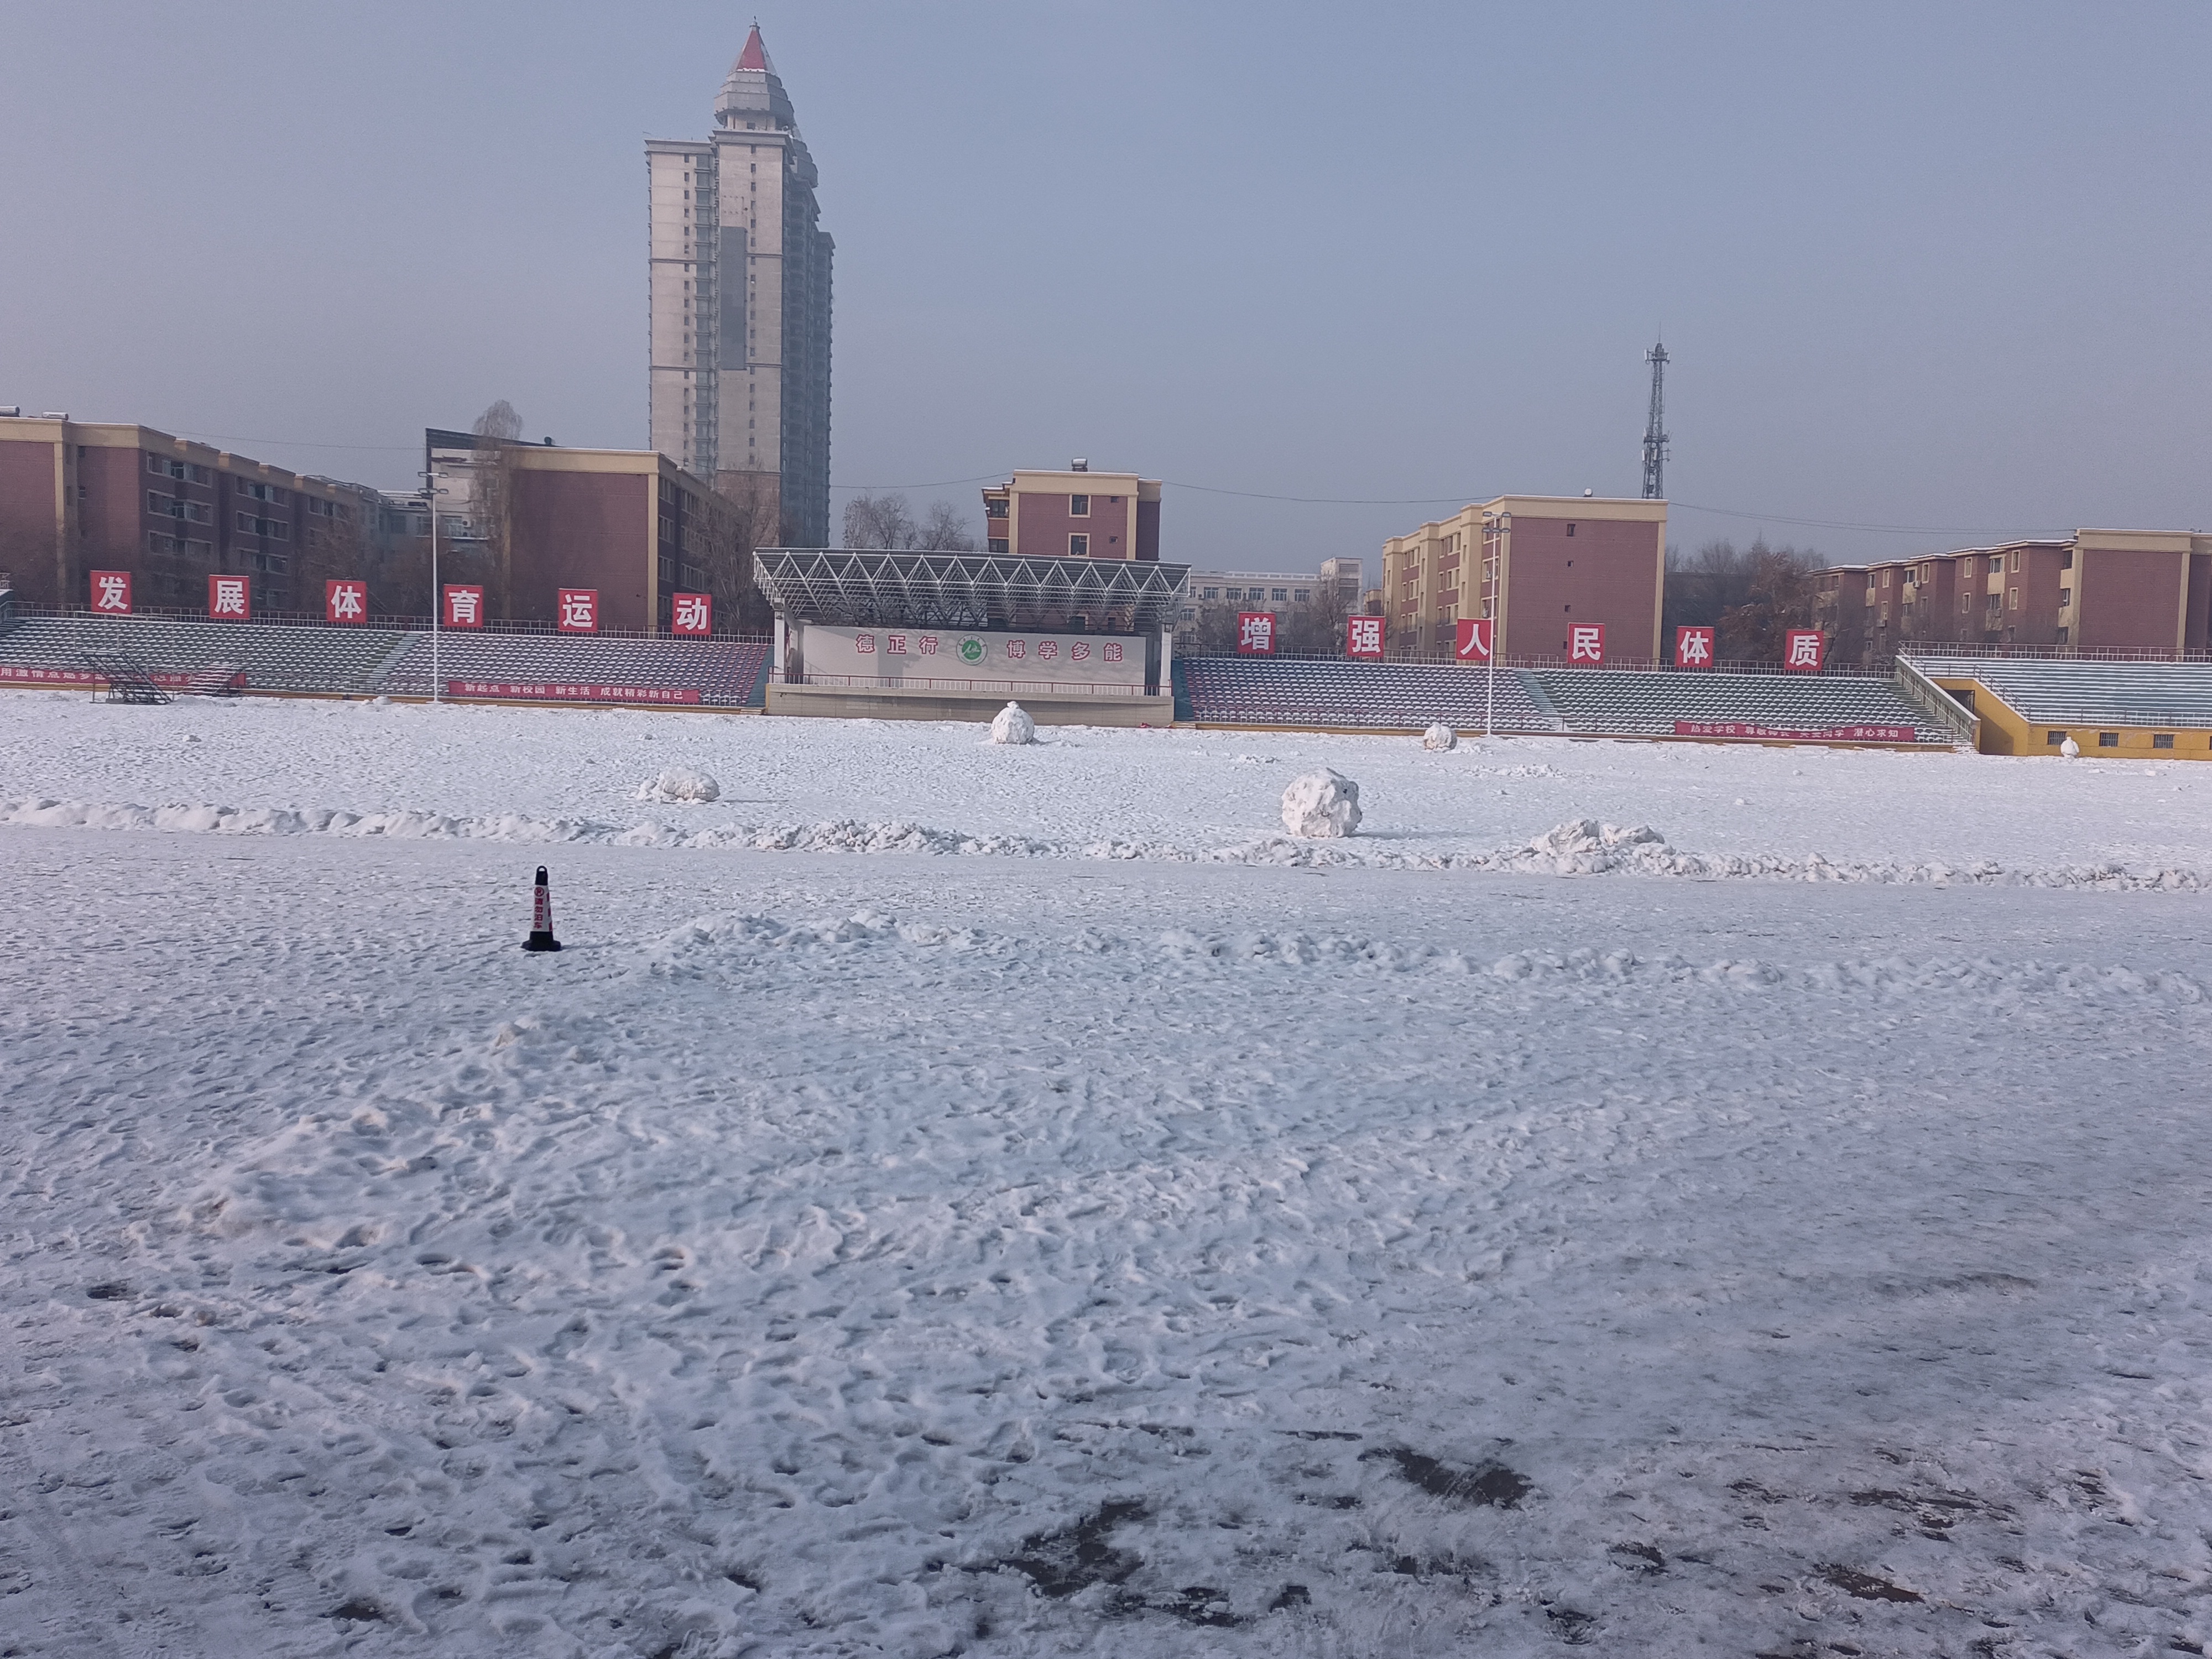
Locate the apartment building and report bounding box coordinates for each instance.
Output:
[0,414,369,613]
[1381,495,1667,661]
[1819,529,2212,665]
[982,465,1162,560]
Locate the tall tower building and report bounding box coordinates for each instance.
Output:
[648,25,833,547]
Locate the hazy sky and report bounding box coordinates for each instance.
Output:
[3,2,2206,571]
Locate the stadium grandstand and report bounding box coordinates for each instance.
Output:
[753,548,1188,726]
[0,594,770,709]
[1903,649,2212,760]
[1176,655,1948,748]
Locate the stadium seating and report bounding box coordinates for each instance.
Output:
[1180,656,1559,732]
[1900,653,2212,727]
[1530,668,1938,740]
[0,614,772,707]
[0,615,411,693]
[374,633,771,708]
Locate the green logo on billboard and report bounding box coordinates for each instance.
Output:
[958,637,985,664]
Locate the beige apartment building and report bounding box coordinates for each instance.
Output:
[1381,494,1667,661]
[982,466,1162,560]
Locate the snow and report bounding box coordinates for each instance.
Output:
[1279,768,1363,838]
[1422,723,1456,752]
[989,702,1036,746]
[635,767,722,805]
[4,690,2212,1656]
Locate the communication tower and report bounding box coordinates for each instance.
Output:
[1641,341,1669,500]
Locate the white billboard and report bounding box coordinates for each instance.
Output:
[800,624,1149,691]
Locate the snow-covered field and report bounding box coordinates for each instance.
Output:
[4,691,2211,1657]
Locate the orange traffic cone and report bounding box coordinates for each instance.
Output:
[523,865,562,952]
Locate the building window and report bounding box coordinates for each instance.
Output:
[2099,732,2119,747]
[2008,586,2019,609]
[1068,534,1088,556]
[1293,589,1311,603]
[2047,731,2066,745]
[2010,551,2022,571]
[1989,556,2003,574]
[1271,588,1287,601]
[2056,627,2069,643]
[1566,524,1575,538]
[2061,549,2073,569]
[1068,494,1090,517]
[2153,733,2175,749]
[2058,588,2071,606]
[1201,587,1218,599]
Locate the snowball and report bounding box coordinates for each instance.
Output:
[1281,768,1361,838]
[990,702,1036,746]
[635,767,721,804]
[2059,737,2080,758]
[1422,723,1457,752]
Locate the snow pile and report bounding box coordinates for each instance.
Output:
[634,766,722,804]
[2060,735,2081,758]
[1422,723,1457,752]
[989,701,1036,745]
[1280,768,1361,837]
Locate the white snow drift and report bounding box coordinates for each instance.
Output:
[634,765,722,803]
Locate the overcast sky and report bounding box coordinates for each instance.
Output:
[3,1,2206,571]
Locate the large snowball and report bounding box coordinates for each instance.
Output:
[1422,723,1457,752]
[2058,736,2080,758]
[1281,768,1361,838]
[635,766,721,804]
[990,702,1037,745]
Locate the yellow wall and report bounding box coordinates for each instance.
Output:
[1937,676,2212,760]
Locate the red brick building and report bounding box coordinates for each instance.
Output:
[0,415,369,613]
[981,465,1162,561]
[1818,529,2212,665]
[1381,495,1668,661]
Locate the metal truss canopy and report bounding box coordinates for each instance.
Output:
[753,549,1191,632]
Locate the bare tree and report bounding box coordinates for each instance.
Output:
[471,400,523,618]
[842,491,977,552]
[1715,539,1822,662]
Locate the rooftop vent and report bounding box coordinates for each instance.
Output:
[1071,458,1088,472]
[0,406,19,418]
[42,411,68,420]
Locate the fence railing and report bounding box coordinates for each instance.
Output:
[6,602,771,645]
[1891,641,2212,665]
[1194,646,1893,679]
[778,671,1156,698]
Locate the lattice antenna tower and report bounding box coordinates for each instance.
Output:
[1641,340,1669,500]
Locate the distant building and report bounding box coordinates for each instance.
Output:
[1383,495,1667,661]
[1177,559,1358,630]
[422,430,746,634]
[647,24,834,547]
[0,414,373,614]
[1820,530,2212,666]
[982,465,1161,561]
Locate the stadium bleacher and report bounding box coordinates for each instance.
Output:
[0,613,773,707]
[0,614,411,694]
[1179,656,1559,732]
[1530,667,1936,740]
[374,633,769,708]
[1900,653,2212,728]
[1178,656,1944,744]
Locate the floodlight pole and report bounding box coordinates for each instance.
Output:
[1481,510,1510,737]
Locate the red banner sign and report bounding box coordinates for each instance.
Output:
[1346,615,1384,659]
[1674,625,1714,669]
[1674,721,1916,742]
[447,680,702,705]
[556,589,599,634]
[1455,618,1493,661]
[444,585,484,629]
[1568,623,1605,665]
[207,574,250,620]
[1237,611,1276,654]
[670,592,712,637]
[326,580,368,624]
[1783,629,1827,672]
[90,570,132,614]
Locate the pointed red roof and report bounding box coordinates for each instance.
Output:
[736,24,769,71]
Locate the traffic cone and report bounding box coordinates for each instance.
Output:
[523,865,562,952]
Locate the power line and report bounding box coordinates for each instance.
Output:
[1669,501,2050,538]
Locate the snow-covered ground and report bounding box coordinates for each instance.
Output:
[3,692,2211,1657]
